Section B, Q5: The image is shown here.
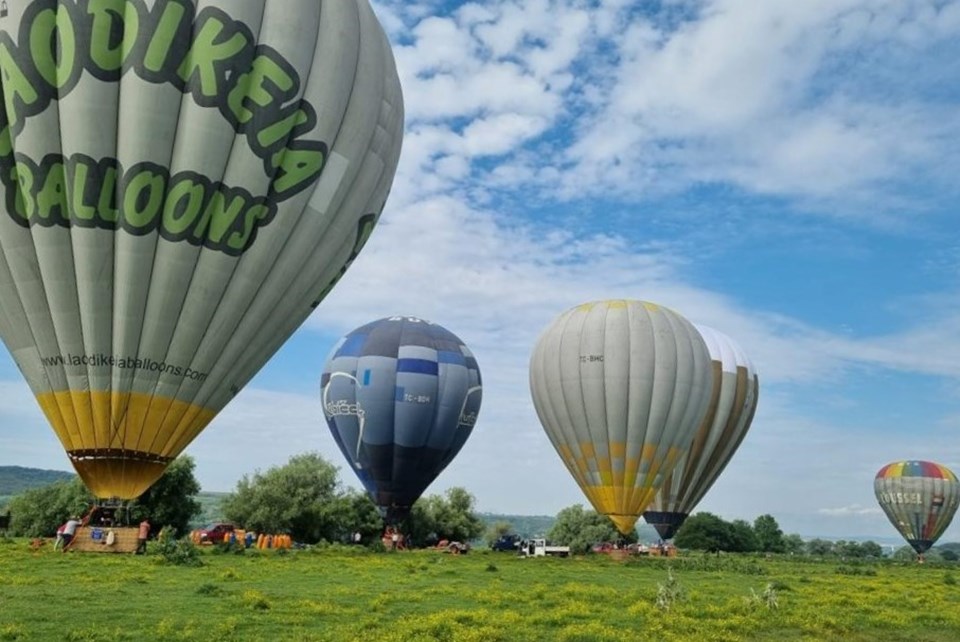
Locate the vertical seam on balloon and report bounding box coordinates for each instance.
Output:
[546,313,574,486]
[678,358,723,512]
[185,3,400,440]
[126,2,218,473]
[186,0,380,408]
[145,1,275,462]
[690,365,753,511]
[421,332,446,478]
[107,1,191,497]
[556,310,584,493]
[531,319,571,489]
[386,320,406,521]
[599,301,617,516]
[2,8,88,465]
[159,0,350,421]
[627,305,656,516]
[51,6,100,481]
[622,302,643,520]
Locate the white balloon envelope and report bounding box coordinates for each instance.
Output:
[529,300,714,535]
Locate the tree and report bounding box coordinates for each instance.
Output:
[433,487,484,542]
[6,478,92,537]
[547,505,633,554]
[728,519,759,553]
[892,545,926,561]
[6,456,204,538]
[805,538,834,556]
[221,452,345,543]
[333,490,383,544]
[405,487,484,544]
[128,456,201,536]
[857,541,884,559]
[673,512,734,552]
[753,514,785,553]
[485,520,514,546]
[782,533,805,555]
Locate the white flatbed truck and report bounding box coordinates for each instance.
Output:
[519,538,570,557]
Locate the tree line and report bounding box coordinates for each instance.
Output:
[3,453,486,546]
[4,454,949,560]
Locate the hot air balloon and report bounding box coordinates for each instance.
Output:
[321,316,482,523]
[0,0,404,499]
[529,300,714,535]
[874,460,960,559]
[643,325,759,540]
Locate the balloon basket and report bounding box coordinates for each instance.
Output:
[67,526,140,554]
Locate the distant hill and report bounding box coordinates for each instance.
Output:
[477,513,662,542]
[478,513,556,538]
[191,491,231,529]
[0,466,75,496]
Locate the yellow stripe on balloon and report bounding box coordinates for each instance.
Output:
[35,391,216,499]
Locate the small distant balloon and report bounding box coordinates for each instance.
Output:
[874,460,959,557]
[529,300,714,535]
[644,325,759,540]
[321,316,482,523]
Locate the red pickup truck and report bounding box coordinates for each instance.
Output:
[194,522,236,544]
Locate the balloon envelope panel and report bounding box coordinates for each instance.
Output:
[321,317,482,523]
[874,461,960,554]
[0,0,404,498]
[644,325,759,540]
[529,300,713,535]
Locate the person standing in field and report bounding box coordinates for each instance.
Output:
[61,516,81,551]
[136,518,151,555]
[53,522,67,550]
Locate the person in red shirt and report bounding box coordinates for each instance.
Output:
[135,519,151,555]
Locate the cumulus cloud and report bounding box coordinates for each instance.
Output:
[818,505,884,517]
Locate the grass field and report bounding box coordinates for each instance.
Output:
[1,537,958,642]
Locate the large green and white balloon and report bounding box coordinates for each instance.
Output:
[0,0,403,499]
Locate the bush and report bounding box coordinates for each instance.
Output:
[745,583,780,610]
[155,529,203,567]
[655,570,684,611]
[835,565,876,576]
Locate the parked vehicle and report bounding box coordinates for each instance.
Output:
[491,534,521,552]
[436,539,470,554]
[193,522,236,544]
[519,538,570,557]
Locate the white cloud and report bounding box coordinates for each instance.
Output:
[818,505,884,517]
[376,0,960,215]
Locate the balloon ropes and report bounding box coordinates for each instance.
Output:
[529,300,714,536]
[875,460,959,558]
[0,0,404,499]
[321,317,482,524]
[643,325,759,540]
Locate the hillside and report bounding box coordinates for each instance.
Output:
[0,466,74,496]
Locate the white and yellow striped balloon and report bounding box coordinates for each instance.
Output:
[644,325,759,539]
[0,0,403,499]
[529,300,714,535]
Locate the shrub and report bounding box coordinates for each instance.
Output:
[745,583,780,610]
[154,530,203,567]
[655,570,684,611]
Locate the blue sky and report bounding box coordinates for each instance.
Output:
[3,0,960,542]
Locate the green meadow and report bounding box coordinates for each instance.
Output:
[1,538,958,642]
